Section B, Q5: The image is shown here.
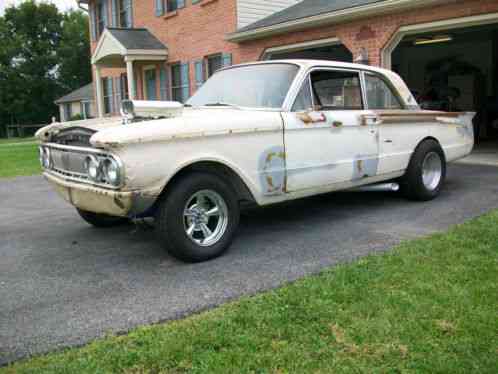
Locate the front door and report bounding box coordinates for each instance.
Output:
[283,68,380,192]
[145,68,157,100]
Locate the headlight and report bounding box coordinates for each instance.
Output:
[84,155,101,182]
[102,157,121,186]
[39,146,52,169]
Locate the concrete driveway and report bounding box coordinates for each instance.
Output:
[1,163,498,365]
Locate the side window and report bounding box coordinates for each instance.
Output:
[310,70,363,110]
[292,77,313,112]
[365,74,402,110]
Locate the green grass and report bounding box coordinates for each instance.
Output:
[0,137,36,145]
[3,211,498,373]
[0,142,40,178]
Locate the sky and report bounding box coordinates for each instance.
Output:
[0,0,78,15]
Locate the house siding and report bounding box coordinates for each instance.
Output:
[236,0,300,29]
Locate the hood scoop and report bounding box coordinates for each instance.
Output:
[121,100,184,123]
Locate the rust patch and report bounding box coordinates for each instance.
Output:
[260,147,286,195]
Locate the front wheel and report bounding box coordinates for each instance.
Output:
[155,172,240,263]
[400,139,446,201]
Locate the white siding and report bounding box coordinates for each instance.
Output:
[237,0,300,29]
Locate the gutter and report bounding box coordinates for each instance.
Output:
[226,0,446,42]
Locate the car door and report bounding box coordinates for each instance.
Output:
[282,68,380,192]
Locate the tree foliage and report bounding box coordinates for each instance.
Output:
[0,1,91,136]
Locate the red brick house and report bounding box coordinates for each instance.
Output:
[71,0,498,141]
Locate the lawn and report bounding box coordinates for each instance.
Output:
[0,137,36,145]
[0,140,40,178]
[2,210,497,373]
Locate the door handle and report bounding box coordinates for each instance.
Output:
[361,114,383,126]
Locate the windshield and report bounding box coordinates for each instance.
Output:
[187,63,300,109]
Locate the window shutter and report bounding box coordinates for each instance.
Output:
[108,78,114,113]
[115,77,122,112]
[177,0,186,9]
[159,66,170,100]
[194,60,204,89]
[111,0,118,26]
[80,102,84,117]
[126,0,133,27]
[180,63,190,103]
[155,0,164,16]
[89,4,97,40]
[102,0,109,28]
[222,53,232,67]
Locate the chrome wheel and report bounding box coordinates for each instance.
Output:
[422,152,443,191]
[183,190,229,246]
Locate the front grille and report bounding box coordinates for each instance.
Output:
[43,144,120,189]
[51,147,88,176]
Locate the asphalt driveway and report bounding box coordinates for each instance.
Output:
[1,163,498,365]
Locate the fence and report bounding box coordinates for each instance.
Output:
[6,124,46,138]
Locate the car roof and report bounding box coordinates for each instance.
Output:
[231,59,393,76]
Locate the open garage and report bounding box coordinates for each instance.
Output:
[389,23,498,146]
[263,39,353,63]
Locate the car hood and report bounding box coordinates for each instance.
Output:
[38,108,283,149]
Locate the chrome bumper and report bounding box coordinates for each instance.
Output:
[44,172,157,217]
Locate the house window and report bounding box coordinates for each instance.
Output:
[207,54,222,78]
[96,1,106,36]
[63,103,72,121]
[103,77,113,114]
[166,0,179,12]
[171,63,190,103]
[81,101,92,119]
[119,0,132,28]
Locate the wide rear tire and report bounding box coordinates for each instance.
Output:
[400,139,446,201]
[155,172,240,263]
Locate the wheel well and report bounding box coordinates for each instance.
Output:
[416,137,445,158]
[156,161,256,205]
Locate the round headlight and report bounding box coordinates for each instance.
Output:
[84,155,101,181]
[102,157,121,185]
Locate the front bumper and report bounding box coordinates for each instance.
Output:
[44,172,157,217]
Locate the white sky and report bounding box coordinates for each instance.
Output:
[0,0,78,15]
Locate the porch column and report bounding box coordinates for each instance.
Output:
[94,65,104,118]
[125,58,136,99]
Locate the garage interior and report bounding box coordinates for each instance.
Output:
[392,23,498,146]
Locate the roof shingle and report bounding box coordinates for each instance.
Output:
[107,28,167,50]
[55,83,93,104]
[237,0,386,33]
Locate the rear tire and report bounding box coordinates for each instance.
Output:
[400,139,446,201]
[77,209,128,228]
[155,172,240,263]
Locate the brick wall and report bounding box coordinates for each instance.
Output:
[88,0,498,111]
[237,0,498,66]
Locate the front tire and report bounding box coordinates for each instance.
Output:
[155,172,240,263]
[76,209,128,228]
[400,139,446,201]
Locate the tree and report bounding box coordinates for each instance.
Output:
[0,1,91,137]
[57,10,92,94]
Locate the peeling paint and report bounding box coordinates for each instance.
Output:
[260,147,286,195]
[352,155,379,180]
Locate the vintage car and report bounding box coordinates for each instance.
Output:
[36,60,475,262]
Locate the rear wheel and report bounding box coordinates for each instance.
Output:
[155,172,240,263]
[76,209,128,228]
[400,139,446,201]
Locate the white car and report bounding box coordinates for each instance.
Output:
[36,60,475,262]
